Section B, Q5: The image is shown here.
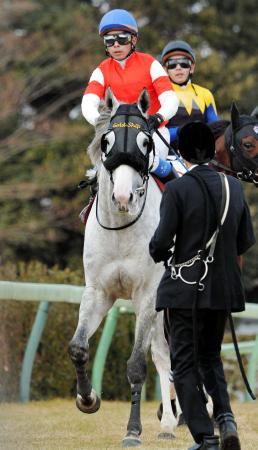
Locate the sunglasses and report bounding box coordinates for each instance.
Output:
[103,33,132,47]
[166,58,192,70]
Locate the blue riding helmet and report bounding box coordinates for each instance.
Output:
[161,40,196,65]
[99,9,138,36]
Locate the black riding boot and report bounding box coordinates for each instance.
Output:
[216,413,241,450]
[188,435,220,450]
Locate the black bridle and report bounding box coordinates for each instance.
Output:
[212,119,258,186]
[96,104,154,231]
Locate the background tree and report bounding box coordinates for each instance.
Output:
[0,0,257,294]
[0,0,257,402]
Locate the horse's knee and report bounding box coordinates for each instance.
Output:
[68,339,89,366]
[127,351,147,385]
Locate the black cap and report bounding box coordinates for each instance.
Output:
[178,121,215,164]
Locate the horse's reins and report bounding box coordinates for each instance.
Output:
[209,157,258,185]
[210,158,238,176]
[155,128,189,175]
[157,122,258,185]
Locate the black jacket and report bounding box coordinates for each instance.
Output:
[149,165,255,312]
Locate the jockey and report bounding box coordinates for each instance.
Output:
[161,40,218,149]
[82,9,179,181]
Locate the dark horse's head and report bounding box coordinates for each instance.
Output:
[210,103,258,186]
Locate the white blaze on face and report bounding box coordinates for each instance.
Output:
[112,165,135,212]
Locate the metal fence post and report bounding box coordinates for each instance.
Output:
[20,301,49,402]
[92,305,120,396]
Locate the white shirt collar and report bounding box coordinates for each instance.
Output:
[188,163,209,171]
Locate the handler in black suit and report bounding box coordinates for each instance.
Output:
[149,121,255,450]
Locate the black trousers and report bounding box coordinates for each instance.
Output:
[165,308,232,444]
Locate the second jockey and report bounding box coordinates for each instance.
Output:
[161,40,218,150]
[82,9,179,181]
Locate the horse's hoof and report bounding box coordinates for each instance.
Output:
[122,435,141,447]
[76,391,101,414]
[177,413,186,426]
[158,432,176,440]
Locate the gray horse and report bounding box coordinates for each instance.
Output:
[69,88,177,447]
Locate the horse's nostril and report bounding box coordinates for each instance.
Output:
[129,193,133,202]
[112,193,115,202]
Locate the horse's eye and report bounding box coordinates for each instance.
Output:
[243,142,252,150]
[103,131,115,154]
[136,132,150,155]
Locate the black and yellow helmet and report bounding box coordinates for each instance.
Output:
[161,40,196,66]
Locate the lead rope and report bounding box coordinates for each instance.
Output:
[218,221,256,399]
[228,313,256,399]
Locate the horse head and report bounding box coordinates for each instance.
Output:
[212,103,258,186]
[100,88,154,213]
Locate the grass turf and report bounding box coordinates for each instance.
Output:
[0,399,258,449]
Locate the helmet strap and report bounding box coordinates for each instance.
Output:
[127,43,136,56]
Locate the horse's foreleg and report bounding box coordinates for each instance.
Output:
[122,308,153,448]
[151,312,177,438]
[68,286,111,414]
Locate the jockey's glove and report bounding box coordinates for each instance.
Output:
[147,113,164,131]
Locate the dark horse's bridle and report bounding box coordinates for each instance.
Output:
[96,104,154,231]
[211,118,258,186]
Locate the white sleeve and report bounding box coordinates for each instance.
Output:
[88,67,104,85]
[81,68,104,126]
[81,93,101,126]
[150,60,168,81]
[150,61,179,121]
[158,90,179,121]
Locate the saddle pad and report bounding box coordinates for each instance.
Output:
[79,195,96,225]
[151,174,166,192]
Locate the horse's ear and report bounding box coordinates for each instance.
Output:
[251,105,258,120]
[105,87,119,112]
[138,88,150,116]
[231,102,241,131]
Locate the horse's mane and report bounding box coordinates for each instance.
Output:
[209,120,230,140]
[87,104,112,166]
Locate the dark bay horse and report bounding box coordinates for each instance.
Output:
[209,103,258,186]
